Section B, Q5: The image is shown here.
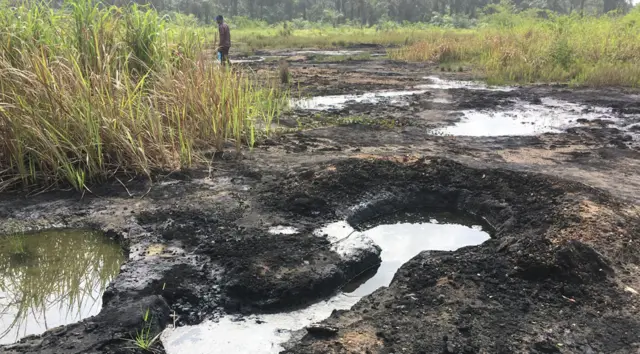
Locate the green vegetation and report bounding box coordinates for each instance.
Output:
[232,25,427,50]
[0,0,287,192]
[389,5,640,86]
[0,229,124,344]
[143,0,631,26]
[1,0,639,191]
[126,308,162,353]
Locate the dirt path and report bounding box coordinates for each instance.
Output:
[1,52,639,354]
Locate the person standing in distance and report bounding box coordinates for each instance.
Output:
[216,15,231,67]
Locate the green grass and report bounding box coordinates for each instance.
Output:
[388,8,640,86]
[232,27,420,50]
[166,19,439,53]
[0,0,287,192]
[125,308,162,353]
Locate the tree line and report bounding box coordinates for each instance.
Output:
[116,0,635,24]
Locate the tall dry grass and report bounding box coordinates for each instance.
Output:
[389,7,640,86]
[0,0,286,192]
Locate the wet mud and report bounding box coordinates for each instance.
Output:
[1,50,640,353]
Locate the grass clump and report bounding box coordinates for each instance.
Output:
[0,0,287,192]
[389,7,640,87]
[126,308,162,353]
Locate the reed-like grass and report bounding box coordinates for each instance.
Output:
[233,27,424,50]
[389,9,640,86]
[0,0,287,192]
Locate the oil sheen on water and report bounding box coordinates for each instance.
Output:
[0,229,124,344]
[161,212,490,354]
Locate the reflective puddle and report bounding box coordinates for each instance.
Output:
[290,76,512,111]
[231,56,266,63]
[431,98,623,136]
[291,90,426,110]
[161,212,490,354]
[0,229,124,344]
[286,50,365,56]
[417,76,515,91]
[291,77,639,138]
[268,226,299,235]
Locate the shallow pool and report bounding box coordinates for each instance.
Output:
[162,212,490,354]
[0,229,124,344]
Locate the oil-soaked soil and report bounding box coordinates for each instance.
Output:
[1,50,640,354]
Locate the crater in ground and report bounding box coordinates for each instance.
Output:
[161,211,491,354]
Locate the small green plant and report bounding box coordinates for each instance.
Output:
[126,308,161,352]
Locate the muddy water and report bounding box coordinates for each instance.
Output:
[231,56,266,63]
[161,213,489,354]
[295,50,364,56]
[277,50,365,57]
[291,90,426,110]
[417,76,515,91]
[431,98,623,136]
[290,76,511,111]
[0,229,124,344]
[291,75,637,137]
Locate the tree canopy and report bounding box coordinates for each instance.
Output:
[135,0,635,25]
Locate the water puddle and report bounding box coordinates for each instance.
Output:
[288,50,365,56]
[231,56,266,64]
[268,226,299,235]
[291,90,426,110]
[0,229,124,344]
[433,97,452,104]
[291,77,638,139]
[291,76,511,111]
[431,98,624,136]
[417,76,514,91]
[161,212,489,354]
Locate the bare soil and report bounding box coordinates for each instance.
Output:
[1,51,640,354]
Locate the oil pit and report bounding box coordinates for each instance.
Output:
[161,212,490,354]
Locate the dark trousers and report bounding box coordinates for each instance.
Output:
[218,46,230,66]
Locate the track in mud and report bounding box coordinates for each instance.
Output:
[0,49,640,354]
